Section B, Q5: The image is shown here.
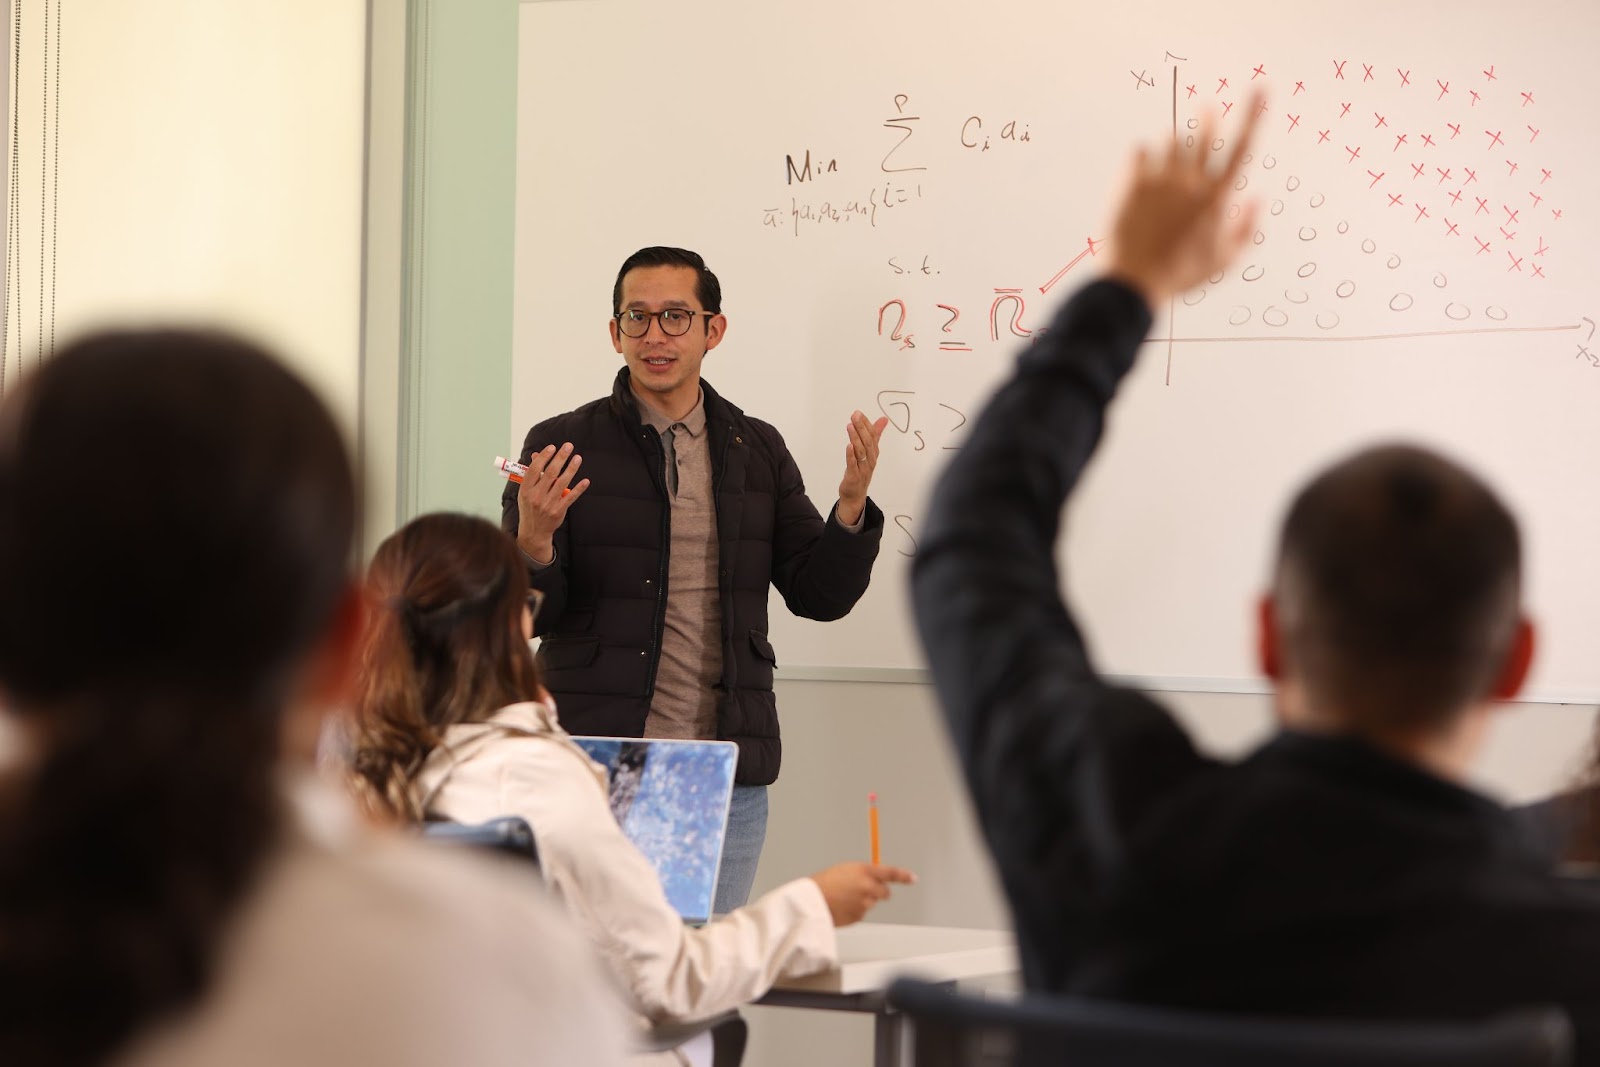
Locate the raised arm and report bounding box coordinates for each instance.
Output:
[911,98,1264,986]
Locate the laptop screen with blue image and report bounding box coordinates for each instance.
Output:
[572,737,738,924]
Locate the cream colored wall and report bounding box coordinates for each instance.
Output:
[11,0,368,433]
[742,680,1598,1067]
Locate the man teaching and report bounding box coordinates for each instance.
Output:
[502,246,888,911]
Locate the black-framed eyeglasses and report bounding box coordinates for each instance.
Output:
[615,307,715,338]
[526,589,545,625]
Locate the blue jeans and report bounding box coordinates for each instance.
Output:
[713,784,768,914]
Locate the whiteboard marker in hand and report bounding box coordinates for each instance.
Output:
[495,456,570,496]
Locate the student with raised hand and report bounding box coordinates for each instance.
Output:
[911,94,1600,1056]
[347,512,914,1035]
[0,331,627,1067]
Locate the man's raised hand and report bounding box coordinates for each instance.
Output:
[516,442,590,565]
[1104,90,1266,309]
[838,411,889,527]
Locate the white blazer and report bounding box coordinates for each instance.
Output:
[115,774,629,1067]
[413,701,837,1024]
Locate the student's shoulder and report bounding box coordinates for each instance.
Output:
[120,831,629,1067]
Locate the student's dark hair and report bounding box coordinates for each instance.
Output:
[349,513,544,822]
[0,330,356,1067]
[612,245,722,316]
[1272,443,1522,736]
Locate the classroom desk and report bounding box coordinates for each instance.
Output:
[758,923,1017,1067]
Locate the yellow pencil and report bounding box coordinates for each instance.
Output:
[868,792,881,865]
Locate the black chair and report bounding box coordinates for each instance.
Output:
[886,978,1572,1067]
[420,817,745,1066]
[421,816,541,868]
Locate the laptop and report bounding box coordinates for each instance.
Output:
[571,736,738,924]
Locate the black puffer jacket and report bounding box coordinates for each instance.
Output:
[502,369,883,784]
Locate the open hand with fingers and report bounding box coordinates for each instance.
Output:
[837,410,890,527]
[1104,90,1266,309]
[515,442,591,565]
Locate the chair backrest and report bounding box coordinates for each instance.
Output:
[886,978,1573,1067]
[420,816,541,871]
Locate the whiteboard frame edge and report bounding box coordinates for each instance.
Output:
[773,666,1595,706]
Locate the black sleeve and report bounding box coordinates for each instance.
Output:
[910,280,1212,987]
[502,421,569,634]
[765,427,884,622]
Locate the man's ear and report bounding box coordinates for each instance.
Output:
[1490,616,1536,701]
[281,583,367,761]
[704,314,727,353]
[609,316,623,354]
[1257,593,1283,681]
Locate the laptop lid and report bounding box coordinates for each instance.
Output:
[571,737,738,924]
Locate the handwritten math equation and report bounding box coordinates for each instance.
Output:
[874,237,1104,352]
[761,92,1032,237]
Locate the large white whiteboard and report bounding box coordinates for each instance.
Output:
[513,0,1600,700]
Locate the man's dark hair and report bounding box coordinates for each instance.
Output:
[612,246,722,316]
[1273,443,1522,734]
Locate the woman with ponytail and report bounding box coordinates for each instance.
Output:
[348,513,915,1041]
[0,331,624,1067]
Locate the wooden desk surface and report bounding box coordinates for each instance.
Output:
[771,922,1017,995]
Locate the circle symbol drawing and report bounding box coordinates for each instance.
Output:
[1389,293,1414,311]
[1241,265,1266,282]
[1445,303,1471,320]
[1297,262,1317,278]
[1262,306,1290,326]
[1486,306,1509,321]
[1229,306,1252,325]
[1336,280,1356,298]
